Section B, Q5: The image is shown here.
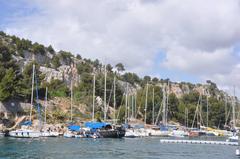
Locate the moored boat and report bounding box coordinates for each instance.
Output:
[9,129,41,138]
[41,131,59,137]
[63,131,75,138]
[85,122,125,138]
[63,125,81,138]
[125,129,139,138]
[169,130,188,138]
[0,132,5,137]
[226,135,238,142]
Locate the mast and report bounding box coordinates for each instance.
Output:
[34,70,42,130]
[70,78,73,122]
[104,65,107,121]
[187,108,189,128]
[92,73,96,121]
[135,93,137,119]
[44,87,48,125]
[30,64,35,122]
[125,83,128,124]
[166,81,169,125]
[206,96,209,127]
[185,108,188,128]
[232,86,236,128]
[131,95,134,119]
[162,85,167,126]
[152,87,155,125]
[128,94,130,122]
[144,83,149,125]
[225,95,228,125]
[199,96,201,126]
[113,76,116,124]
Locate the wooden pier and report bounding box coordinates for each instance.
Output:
[160,139,238,146]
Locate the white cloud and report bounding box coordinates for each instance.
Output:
[4,0,240,94]
[162,45,237,75]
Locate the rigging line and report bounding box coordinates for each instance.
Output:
[199,95,204,127]
[136,87,145,118]
[106,80,114,118]
[225,107,232,125]
[35,72,42,130]
[191,94,201,128]
[116,93,125,123]
[155,102,163,125]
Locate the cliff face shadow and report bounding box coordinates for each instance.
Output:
[0,99,28,128]
[0,99,29,117]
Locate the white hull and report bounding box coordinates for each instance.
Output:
[9,130,41,138]
[41,131,59,137]
[125,128,150,137]
[125,129,140,138]
[63,132,75,138]
[169,130,188,138]
[226,135,238,142]
[147,129,170,137]
[74,134,85,138]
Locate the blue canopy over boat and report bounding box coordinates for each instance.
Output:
[21,121,32,126]
[84,122,111,129]
[68,125,81,131]
[160,125,169,131]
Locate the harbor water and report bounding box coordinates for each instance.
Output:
[0,137,237,159]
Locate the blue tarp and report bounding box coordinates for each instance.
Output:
[160,125,169,131]
[68,125,81,131]
[21,121,32,126]
[84,122,111,129]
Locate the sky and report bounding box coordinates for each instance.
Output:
[0,0,240,96]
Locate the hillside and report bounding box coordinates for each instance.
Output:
[0,31,238,130]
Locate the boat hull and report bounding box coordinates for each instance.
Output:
[97,129,125,138]
[41,131,59,137]
[9,130,41,138]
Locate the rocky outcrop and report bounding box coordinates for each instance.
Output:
[40,64,80,86]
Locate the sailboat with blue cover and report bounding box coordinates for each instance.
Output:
[84,67,125,138]
[9,63,42,138]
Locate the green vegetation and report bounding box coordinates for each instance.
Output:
[0,41,19,101]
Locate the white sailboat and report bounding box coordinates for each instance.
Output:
[64,78,76,138]
[125,83,150,137]
[125,127,149,138]
[9,63,41,138]
[148,84,171,137]
[41,87,59,137]
[9,129,41,138]
[227,86,238,142]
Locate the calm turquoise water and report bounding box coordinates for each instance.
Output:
[0,137,237,159]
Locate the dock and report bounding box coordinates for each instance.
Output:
[160,139,238,146]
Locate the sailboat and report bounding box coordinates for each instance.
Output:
[41,87,59,137]
[63,77,80,138]
[125,83,151,137]
[86,66,125,138]
[227,87,238,142]
[147,83,171,137]
[98,67,125,138]
[9,63,42,138]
